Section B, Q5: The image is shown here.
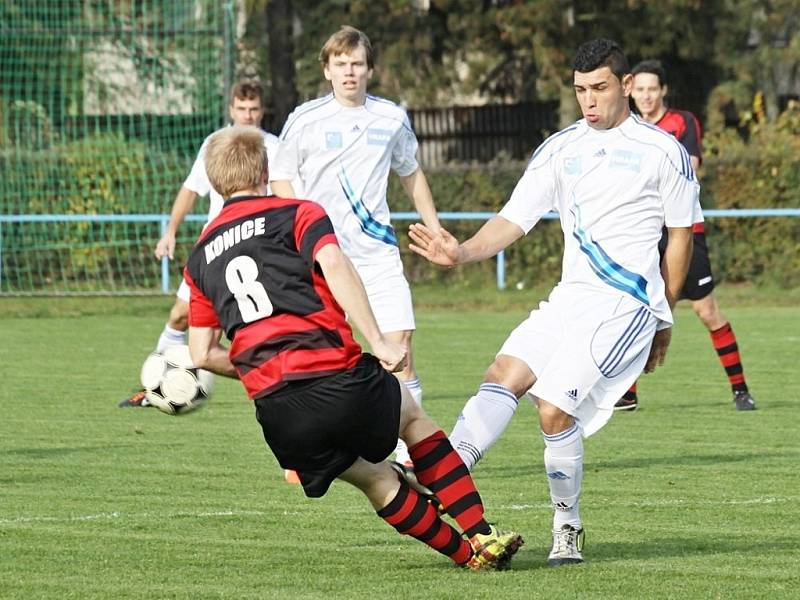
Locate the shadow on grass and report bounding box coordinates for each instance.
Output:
[2,445,141,459]
[508,532,800,571]
[481,450,792,480]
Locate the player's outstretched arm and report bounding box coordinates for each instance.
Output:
[188,325,238,378]
[408,223,461,266]
[155,186,199,260]
[315,244,407,373]
[409,215,524,267]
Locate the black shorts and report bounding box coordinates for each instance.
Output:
[658,229,715,301]
[253,354,402,498]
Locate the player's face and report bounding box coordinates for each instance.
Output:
[229,97,264,127]
[573,66,632,130]
[631,72,667,121]
[324,45,373,107]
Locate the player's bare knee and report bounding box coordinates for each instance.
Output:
[398,391,427,429]
[537,399,574,435]
[692,295,725,330]
[484,355,535,397]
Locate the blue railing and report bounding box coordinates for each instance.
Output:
[1,208,799,292]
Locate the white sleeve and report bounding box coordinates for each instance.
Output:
[390,117,420,177]
[659,143,701,228]
[268,115,302,182]
[263,132,280,195]
[498,155,557,234]
[264,132,279,165]
[183,139,211,196]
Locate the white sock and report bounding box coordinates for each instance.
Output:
[394,378,422,464]
[542,422,583,529]
[450,382,519,471]
[155,325,187,354]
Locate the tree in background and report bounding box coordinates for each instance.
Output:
[236,0,797,131]
[708,0,800,130]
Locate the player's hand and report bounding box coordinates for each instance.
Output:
[372,338,408,373]
[644,327,672,373]
[155,232,177,260]
[408,224,461,267]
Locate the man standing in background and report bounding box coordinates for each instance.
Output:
[621,59,756,412]
[270,26,441,467]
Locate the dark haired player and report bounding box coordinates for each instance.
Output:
[410,39,700,565]
[621,59,756,412]
[183,125,523,571]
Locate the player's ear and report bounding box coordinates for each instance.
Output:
[621,73,633,96]
[662,83,669,98]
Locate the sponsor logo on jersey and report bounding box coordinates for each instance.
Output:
[325,131,343,149]
[565,388,578,401]
[564,156,582,175]
[366,128,393,146]
[609,149,642,172]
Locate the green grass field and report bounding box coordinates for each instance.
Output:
[1,287,799,599]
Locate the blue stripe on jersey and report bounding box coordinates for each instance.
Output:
[279,94,335,140]
[528,123,580,165]
[570,205,650,305]
[337,166,398,247]
[630,115,696,181]
[598,306,649,377]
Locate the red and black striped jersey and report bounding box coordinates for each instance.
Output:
[184,195,362,399]
[655,108,702,163]
[656,108,704,232]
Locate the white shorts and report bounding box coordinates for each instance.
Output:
[353,257,415,333]
[499,285,658,437]
[176,278,191,302]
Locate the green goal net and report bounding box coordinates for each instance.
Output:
[0,1,234,295]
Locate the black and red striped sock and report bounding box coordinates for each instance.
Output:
[409,430,492,538]
[710,322,749,393]
[624,382,637,398]
[377,478,472,565]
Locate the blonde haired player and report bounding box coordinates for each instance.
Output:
[270,26,440,470]
[184,125,523,571]
[119,81,279,408]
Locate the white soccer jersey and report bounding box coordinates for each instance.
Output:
[183,128,279,224]
[269,93,420,263]
[499,114,700,323]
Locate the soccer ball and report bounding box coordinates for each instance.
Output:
[140,344,214,415]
